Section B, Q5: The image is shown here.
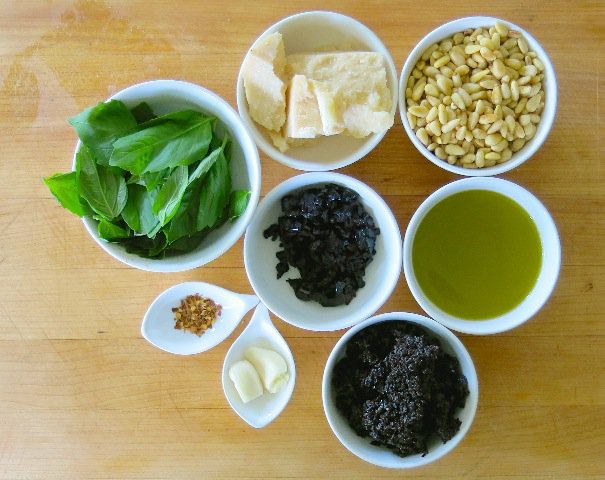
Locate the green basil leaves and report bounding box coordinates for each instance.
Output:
[45,100,249,258]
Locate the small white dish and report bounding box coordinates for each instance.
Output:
[141,282,259,355]
[237,10,398,171]
[222,304,296,428]
[244,172,402,331]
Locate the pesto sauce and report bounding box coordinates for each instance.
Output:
[412,190,542,320]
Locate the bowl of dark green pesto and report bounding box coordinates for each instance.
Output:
[243,172,402,331]
[44,80,261,272]
[322,312,478,468]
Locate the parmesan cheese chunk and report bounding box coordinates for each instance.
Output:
[241,32,287,132]
[286,51,393,138]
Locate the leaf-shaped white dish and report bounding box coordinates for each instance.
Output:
[222,304,296,428]
[141,282,259,355]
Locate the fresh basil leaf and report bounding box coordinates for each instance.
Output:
[226,190,250,221]
[44,172,92,217]
[152,165,188,226]
[188,132,228,185]
[123,232,167,258]
[97,219,131,240]
[130,102,156,124]
[163,178,203,245]
[109,110,214,175]
[121,184,159,236]
[69,100,138,165]
[142,168,170,191]
[77,144,128,221]
[126,174,142,185]
[196,146,231,231]
[166,231,206,254]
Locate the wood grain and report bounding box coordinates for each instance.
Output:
[0,0,603,478]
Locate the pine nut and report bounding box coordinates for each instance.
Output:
[505,58,524,70]
[442,118,460,133]
[479,113,498,124]
[511,138,526,152]
[409,105,429,117]
[487,119,504,134]
[495,22,509,37]
[517,37,529,54]
[455,64,470,76]
[445,144,466,156]
[500,148,513,163]
[470,69,490,83]
[435,146,447,160]
[462,82,482,93]
[412,78,427,101]
[485,133,503,147]
[427,120,442,137]
[436,75,453,95]
[438,104,448,124]
[433,55,451,68]
[533,57,545,71]
[492,58,507,79]
[416,127,430,146]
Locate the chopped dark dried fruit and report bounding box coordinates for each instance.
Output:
[263,183,380,307]
[332,321,469,457]
[172,294,222,336]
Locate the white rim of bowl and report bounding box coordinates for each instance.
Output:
[403,177,561,334]
[244,172,402,331]
[236,10,399,171]
[322,312,479,468]
[76,79,261,272]
[398,16,558,176]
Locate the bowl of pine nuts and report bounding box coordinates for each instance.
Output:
[399,17,557,175]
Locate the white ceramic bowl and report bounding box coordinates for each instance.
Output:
[237,11,398,171]
[322,312,478,468]
[399,16,557,176]
[76,80,261,272]
[403,177,561,334]
[244,172,401,331]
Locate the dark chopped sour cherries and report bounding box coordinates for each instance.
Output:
[263,183,380,307]
[332,321,469,457]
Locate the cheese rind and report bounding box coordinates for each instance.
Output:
[241,32,287,132]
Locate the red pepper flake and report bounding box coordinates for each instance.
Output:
[172,294,222,336]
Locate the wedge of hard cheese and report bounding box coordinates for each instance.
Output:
[286,51,393,138]
[241,32,287,132]
[285,75,344,138]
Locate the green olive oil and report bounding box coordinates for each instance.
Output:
[412,189,542,320]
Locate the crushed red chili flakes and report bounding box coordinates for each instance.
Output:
[172,294,222,336]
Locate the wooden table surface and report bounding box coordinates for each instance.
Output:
[1,1,603,478]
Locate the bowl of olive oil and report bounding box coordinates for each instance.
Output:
[403,177,560,334]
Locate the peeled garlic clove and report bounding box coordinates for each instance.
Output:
[228,360,263,403]
[244,346,289,394]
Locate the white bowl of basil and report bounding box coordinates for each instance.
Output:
[45,80,261,272]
